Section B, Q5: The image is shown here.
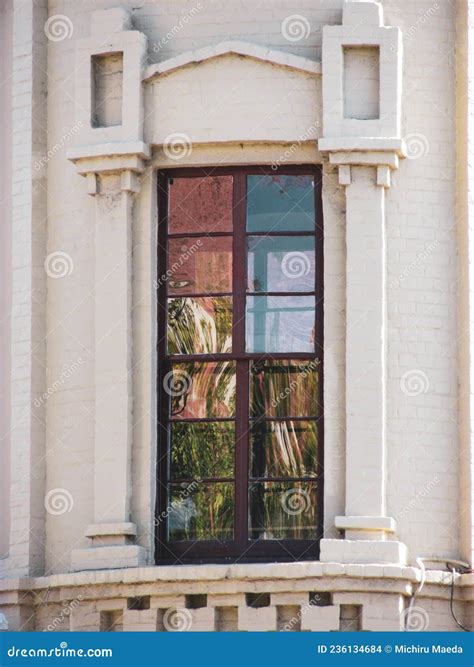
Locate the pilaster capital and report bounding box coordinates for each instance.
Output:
[67,142,151,195]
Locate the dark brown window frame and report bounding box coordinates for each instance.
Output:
[155,165,324,564]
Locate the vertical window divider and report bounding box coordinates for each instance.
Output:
[156,171,171,556]
[233,172,249,552]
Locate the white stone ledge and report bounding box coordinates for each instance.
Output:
[143,41,321,81]
[335,516,396,533]
[85,523,137,538]
[319,137,406,157]
[0,562,424,592]
[67,141,151,162]
[0,565,471,607]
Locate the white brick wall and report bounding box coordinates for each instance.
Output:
[0,0,469,603]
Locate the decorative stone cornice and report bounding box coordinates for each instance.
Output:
[143,40,321,81]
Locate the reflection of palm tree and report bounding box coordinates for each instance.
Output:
[168,297,235,540]
[251,363,317,478]
[168,297,232,355]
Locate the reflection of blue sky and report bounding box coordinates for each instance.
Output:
[246,296,314,353]
[247,235,315,292]
[247,175,315,232]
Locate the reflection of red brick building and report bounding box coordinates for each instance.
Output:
[168,177,233,296]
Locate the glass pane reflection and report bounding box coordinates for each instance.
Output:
[170,421,234,480]
[167,297,232,355]
[168,236,232,295]
[247,236,315,293]
[250,421,318,479]
[168,482,234,541]
[247,175,315,232]
[250,359,319,418]
[246,296,314,353]
[168,176,233,234]
[169,361,236,419]
[249,481,317,540]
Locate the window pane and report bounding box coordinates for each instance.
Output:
[168,236,232,295]
[168,176,233,234]
[168,482,234,541]
[249,481,317,540]
[250,420,318,479]
[246,296,315,353]
[250,359,319,418]
[168,361,236,419]
[170,422,234,480]
[247,175,315,232]
[247,236,315,293]
[167,297,232,355]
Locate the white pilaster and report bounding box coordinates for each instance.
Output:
[67,7,150,570]
[319,0,407,564]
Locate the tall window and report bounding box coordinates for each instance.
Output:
[156,167,323,563]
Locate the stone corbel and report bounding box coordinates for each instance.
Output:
[319,1,407,564]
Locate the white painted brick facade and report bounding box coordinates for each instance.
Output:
[0,0,472,632]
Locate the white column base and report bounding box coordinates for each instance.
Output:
[320,538,408,565]
[70,545,147,572]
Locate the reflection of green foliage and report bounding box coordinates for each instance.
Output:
[249,482,316,540]
[171,422,234,480]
